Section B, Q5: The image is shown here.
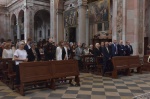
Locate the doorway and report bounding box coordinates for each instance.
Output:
[69,27,76,42]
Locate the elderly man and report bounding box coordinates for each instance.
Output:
[74,42,84,70]
[118,40,125,56]
[125,41,133,56]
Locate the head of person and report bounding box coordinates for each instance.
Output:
[18,41,25,50]
[58,41,64,48]
[27,38,32,45]
[109,42,112,45]
[4,43,11,49]
[95,43,100,48]
[78,42,81,48]
[89,44,93,49]
[7,39,12,46]
[31,43,36,49]
[113,40,117,44]
[101,42,104,47]
[49,38,53,43]
[82,43,86,48]
[105,42,109,47]
[126,40,130,45]
[120,40,123,45]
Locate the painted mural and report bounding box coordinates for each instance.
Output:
[88,0,109,24]
[64,8,78,27]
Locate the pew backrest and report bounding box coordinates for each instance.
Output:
[128,56,141,67]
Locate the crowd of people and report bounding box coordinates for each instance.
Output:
[0,38,133,84]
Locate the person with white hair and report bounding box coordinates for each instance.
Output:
[94,43,102,58]
[14,41,28,85]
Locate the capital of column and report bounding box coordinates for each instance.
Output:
[78,0,87,7]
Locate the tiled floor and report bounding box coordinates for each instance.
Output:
[0,72,150,99]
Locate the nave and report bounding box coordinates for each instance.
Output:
[0,73,150,99]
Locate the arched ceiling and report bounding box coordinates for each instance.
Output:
[0,0,12,6]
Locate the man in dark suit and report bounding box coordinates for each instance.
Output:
[102,42,112,76]
[125,41,133,56]
[44,38,56,60]
[24,38,32,51]
[27,43,41,61]
[111,40,118,57]
[118,40,125,56]
[94,43,102,57]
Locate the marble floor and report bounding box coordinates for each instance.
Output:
[0,72,150,99]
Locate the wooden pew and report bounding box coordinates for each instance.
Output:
[128,56,142,73]
[1,58,12,83]
[50,60,80,89]
[82,55,96,72]
[96,56,103,75]
[142,55,150,71]
[112,56,130,78]
[19,60,80,96]
[19,61,52,96]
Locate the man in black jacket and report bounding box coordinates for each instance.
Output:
[44,38,56,60]
[118,40,125,56]
[102,42,112,76]
[125,41,133,56]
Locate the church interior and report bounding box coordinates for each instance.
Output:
[0,0,150,99]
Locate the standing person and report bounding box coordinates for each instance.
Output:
[44,38,56,61]
[24,38,32,51]
[118,40,125,56]
[94,43,102,58]
[2,43,13,59]
[27,43,41,62]
[63,42,69,60]
[102,42,112,76]
[125,41,133,56]
[111,40,118,57]
[89,44,94,55]
[14,41,28,85]
[74,43,84,70]
[56,41,64,60]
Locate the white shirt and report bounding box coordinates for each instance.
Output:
[84,49,89,55]
[2,49,13,59]
[14,49,28,65]
[56,47,62,60]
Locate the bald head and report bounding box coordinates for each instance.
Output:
[49,38,53,43]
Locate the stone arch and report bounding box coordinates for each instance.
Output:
[11,14,17,41]
[34,9,50,41]
[18,10,24,40]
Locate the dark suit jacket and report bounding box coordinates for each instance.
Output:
[44,43,56,60]
[27,48,41,61]
[102,47,112,61]
[125,45,133,56]
[94,48,102,57]
[118,44,125,56]
[111,44,118,57]
[24,44,31,51]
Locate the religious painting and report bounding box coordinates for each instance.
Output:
[88,0,110,24]
[64,8,78,27]
[104,22,109,30]
[98,23,102,31]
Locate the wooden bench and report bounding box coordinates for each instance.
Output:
[142,55,150,71]
[95,56,103,75]
[112,56,130,78]
[128,56,142,73]
[82,55,96,72]
[19,60,80,96]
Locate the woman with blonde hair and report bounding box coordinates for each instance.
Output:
[2,42,13,59]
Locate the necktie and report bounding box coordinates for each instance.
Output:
[106,47,109,53]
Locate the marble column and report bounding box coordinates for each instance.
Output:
[50,0,58,43]
[77,0,87,44]
[24,8,30,42]
[57,9,64,42]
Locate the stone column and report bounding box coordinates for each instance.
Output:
[57,9,64,42]
[50,0,58,43]
[86,11,89,46]
[16,17,20,40]
[77,0,87,44]
[112,0,117,40]
[24,8,30,42]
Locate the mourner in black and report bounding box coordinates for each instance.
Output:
[102,42,112,76]
[44,38,56,60]
[125,41,133,56]
[118,40,125,56]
